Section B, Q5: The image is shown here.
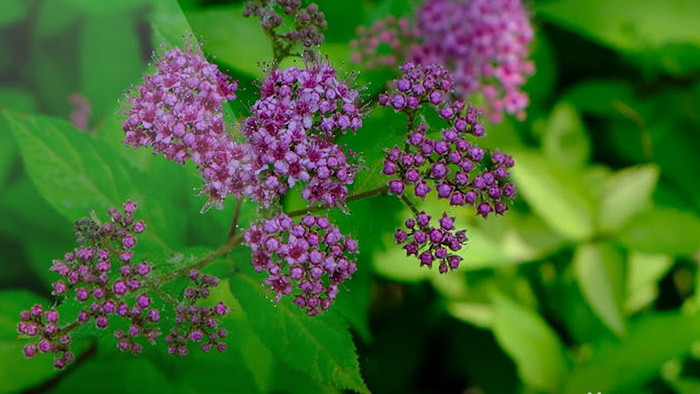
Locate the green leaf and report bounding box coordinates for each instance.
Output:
[597,164,659,234]
[0,289,58,393]
[563,80,639,118]
[186,6,272,78]
[617,206,700,256]
[229,272,369,394]
[5,111,179,251]
[80,12,143,120]
[510,150,595,241]
[490,290,569,392]
[542,102,590,169]
[625,251,673,313]
[536,0,700,53]
[0,88,36,187]
[51,358,179,394]
[564,311,700,393]
[0,0,31,27]
[62,0,150,15]
[573,242,627,336]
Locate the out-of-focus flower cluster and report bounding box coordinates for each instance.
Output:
[244,213,359,316]
[243,62,362,208]
[17,201,230,368]
[244,0,327,52]
[380,62,516,272]
[351,0,534,122]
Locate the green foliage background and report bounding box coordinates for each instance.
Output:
[1,0,700,393]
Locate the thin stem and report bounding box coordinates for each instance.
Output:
[227,199,243,240]
[285,185,389,217]
[400,194,420,216]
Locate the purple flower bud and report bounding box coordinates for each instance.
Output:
[388,179,405,195]
[148,309,160,323]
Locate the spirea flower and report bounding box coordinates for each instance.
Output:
[165,270,229,356]
[244,213,359,316]
[352,0,534,122]
[122,47,255,209]
[122,47,237,165]
[394,212,467,273]
[411,0,534,121]
[381,63,516,217]
[244,0,328,49]
[19,201,160,367]
[243,62,363,207]
[350,16,416,69]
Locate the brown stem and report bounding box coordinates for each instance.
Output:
[285,185,390,217]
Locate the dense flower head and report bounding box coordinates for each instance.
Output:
[394,212,467,273]
[165,270,229,356]
[381,63,516,217]
[18,306,74,369]
[243,62,363,207]
[19,201,160,367]
[350,16,416,69]
[244,0,327,49]
[122,46,237,165]
[244,213,359,316]
[352,0,534,122]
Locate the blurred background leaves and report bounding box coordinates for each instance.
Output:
[1,0,700,393]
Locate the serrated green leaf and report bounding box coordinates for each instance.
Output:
[573,242,626,336]
[597,164,659,234]
[542,102,590,169]
[230,272,369,394]
[186,6,272,78]
[510,150,595,241]
[617,206,700,256]
[0,289,58,393]
[490,290,568,392]
[564,311,700,393]
[5,110,180,251]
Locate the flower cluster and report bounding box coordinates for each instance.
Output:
[243,62,363,207]
[351,0,534,122]
[121,47,254,208]
[164,270,229,356]
[394,212,467,272]
[379,63,515,271]
[350,16,416,69]
[244,0,327,50]
[381,63,516,217]
[244,213,359,316]
[19,201,160,367]
[18,306,74,369]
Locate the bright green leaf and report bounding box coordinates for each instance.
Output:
[617,206,700,256]
[537,0,700,53]
[490,290,569,392]
[542,102,590,169]
[564,311,700,393]
[573,242,627,336]
[186,6,272,78]
[597,164,659,234]
[510,150,595,241]
[5,111,179,251]
[625,251,673,314]
[230,272,369,394]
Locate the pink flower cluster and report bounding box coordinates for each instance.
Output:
[243,62,363,207]
[18,201,160,368]
[244,213,359,316]
[164,270,229,356]
[379,62,516,272]
[351,0,534,122]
